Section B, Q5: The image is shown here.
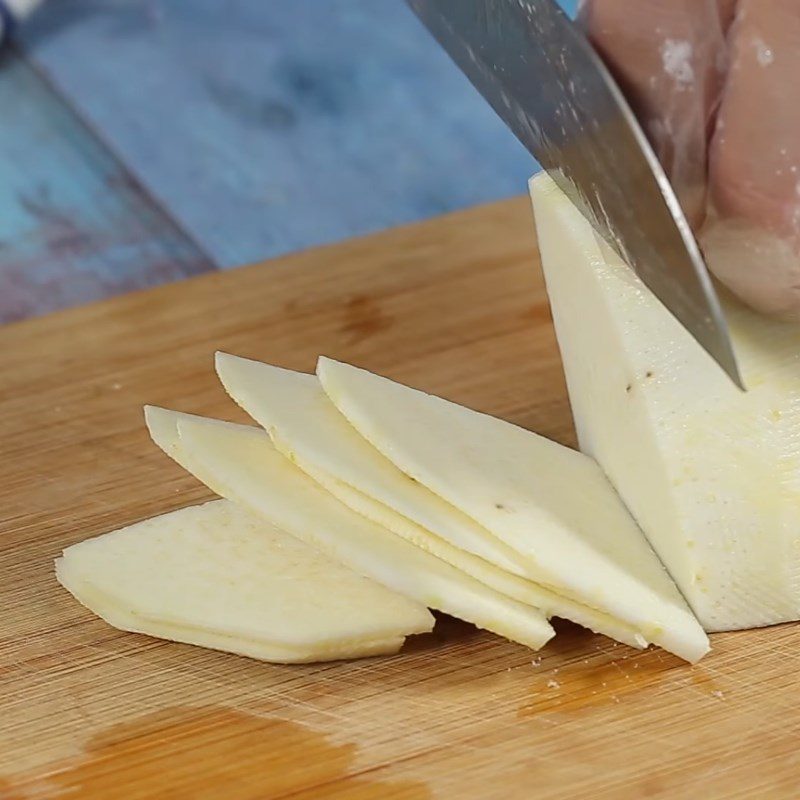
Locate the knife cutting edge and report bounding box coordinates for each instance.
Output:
[407,0,744,389]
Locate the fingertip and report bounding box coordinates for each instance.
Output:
[701,216,800,318]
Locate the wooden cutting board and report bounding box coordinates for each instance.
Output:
[3,197,799,800]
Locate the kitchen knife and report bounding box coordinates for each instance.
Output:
[407,0,743,388]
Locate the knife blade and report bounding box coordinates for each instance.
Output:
[407,0,743,389]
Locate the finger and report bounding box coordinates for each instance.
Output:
[704,0,800,316]
[580,0,730,226]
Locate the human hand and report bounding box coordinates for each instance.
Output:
[580,0,800,317]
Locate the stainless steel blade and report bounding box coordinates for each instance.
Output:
[408,0,743,388]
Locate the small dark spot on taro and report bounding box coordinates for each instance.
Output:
[495,502,505,510]
[626,384,632,393]
[646,370,654,378]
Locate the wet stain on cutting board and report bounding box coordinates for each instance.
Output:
[3,706,429,799]
[520,644,724,715]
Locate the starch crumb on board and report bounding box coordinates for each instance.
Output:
[546,679,560,689]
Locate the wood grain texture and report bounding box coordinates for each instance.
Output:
[2,197,798,799]
[0,48,212,324]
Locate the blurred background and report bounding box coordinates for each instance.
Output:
[2,0,577,324]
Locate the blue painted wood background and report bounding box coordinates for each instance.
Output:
[2,0,577,323]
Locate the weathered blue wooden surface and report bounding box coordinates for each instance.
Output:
[0,0,579,322]
[20,0,576,268]
[0,49,212,324]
